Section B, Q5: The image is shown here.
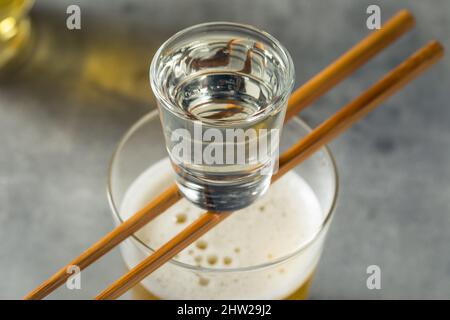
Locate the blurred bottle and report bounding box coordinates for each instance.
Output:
[0,0,34,71]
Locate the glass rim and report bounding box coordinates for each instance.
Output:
[149,21,295,126]
[107,110,339,273]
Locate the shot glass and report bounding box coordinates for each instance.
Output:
[150,22,295,211]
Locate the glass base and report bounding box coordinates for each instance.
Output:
[175,164,272,212]
[129,273,315,300]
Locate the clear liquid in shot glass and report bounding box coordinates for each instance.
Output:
[151,23,294,211]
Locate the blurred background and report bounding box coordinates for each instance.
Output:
[0,0,449,299]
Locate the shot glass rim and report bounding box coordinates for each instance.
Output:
[149,21,295,126]
[107,110,339,273]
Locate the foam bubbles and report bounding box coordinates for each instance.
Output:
[175,213,187,224]
[119,157,325,299]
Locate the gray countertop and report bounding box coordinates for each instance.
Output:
[1,0,449,299]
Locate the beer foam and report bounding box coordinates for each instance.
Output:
[119,158,325,299]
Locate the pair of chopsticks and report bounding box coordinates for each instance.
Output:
[96,40,443,300]
[24,10,443,300]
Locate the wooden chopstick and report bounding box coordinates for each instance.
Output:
[24,10,415,300]
[95,41,444,300]
[285,9,414,120]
